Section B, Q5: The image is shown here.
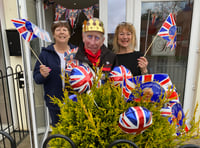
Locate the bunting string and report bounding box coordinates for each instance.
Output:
[43,0,99,28]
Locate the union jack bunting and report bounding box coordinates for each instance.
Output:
[11,19,37,42]
[67,9,80,28]
[119,106,152,134]
[44,0,55,10]
[69,65,93,94]
[151,13,158,25]
[55,4,66,21]
[83,6,94,19]
[157,13,177,51]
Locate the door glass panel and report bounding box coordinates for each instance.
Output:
[108,0,126,49]
[140,1,193,104]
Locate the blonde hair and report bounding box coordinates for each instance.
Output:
[112,22,136,53]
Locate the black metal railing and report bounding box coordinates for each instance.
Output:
[0,65,28,147]
[0,130,16,148]
[42,134,139,148]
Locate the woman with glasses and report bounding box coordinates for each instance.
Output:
[33,21,77,127]
[113,22,148,76]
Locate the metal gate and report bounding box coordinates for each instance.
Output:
[0,64,29,147]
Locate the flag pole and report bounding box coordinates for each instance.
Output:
[144,9,151,54]
[144,34,158,56]
[28,44,43,65]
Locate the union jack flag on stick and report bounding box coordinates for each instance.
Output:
[144,13,177,56]
[11,18,52,65]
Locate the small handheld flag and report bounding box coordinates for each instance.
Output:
[11,19,37,42]
[11,18,51,42]
[11,18,52,65]
[144,13,177,56]
[157,13,177,51]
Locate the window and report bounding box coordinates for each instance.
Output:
[140,1,194,103]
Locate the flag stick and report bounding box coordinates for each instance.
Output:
[144,34,158,57]
[144,9,151,54]
[28,44,43,65]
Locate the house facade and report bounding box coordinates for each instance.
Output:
[0,0,200,147]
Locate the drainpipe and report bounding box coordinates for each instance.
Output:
[183,0,200,126]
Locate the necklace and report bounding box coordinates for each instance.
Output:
[54,44,70,54]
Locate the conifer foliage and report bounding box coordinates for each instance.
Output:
[49,71,200,148]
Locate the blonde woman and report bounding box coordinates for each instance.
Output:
[113,22,148,76]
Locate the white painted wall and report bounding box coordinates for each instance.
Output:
[183,0,200,122]
[3,0,23,68]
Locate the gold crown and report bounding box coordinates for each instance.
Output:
[82,18,104,34]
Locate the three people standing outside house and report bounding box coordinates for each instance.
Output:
[33,18,148,127]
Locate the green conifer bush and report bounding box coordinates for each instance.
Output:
[49,71,200,148]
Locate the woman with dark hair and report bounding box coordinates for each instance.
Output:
[113,22,148,76]
[33,21,77,127]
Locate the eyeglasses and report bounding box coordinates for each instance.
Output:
[119,22,133,26]
[53,20,68,24]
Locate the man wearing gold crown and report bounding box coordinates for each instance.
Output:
[74,18,117,74]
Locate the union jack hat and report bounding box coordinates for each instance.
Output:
[69,65,93,94]
[119,106,152,134]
